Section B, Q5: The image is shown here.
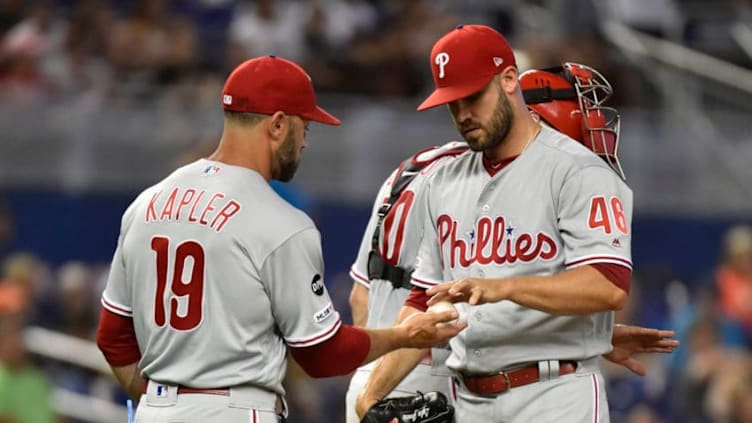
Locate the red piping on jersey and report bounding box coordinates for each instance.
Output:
[567,256,633,270]
[102,295,132,316]
[349,268,371,287]
[96,308,141,366]
[592,373,599,423]
[411,275,440,288]
[285,319,342,347]
[289,324,370,378]
[405,286,431,312]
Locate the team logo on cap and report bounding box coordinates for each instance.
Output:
[223,94,232,105]
[435,52,450,79]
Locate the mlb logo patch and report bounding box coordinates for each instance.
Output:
[203,165,221,175]
[223,94,232,105]
[156,384,169,397]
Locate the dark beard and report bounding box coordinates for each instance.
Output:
[272,129,299,182]
[464,94,514,152]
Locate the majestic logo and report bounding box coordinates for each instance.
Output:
[311,274,324,296]
[435,52,450,79]
[437,214,557,268]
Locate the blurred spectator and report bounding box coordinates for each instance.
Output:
[671,311,747,423]
[1,253,60,329]
[715,224,752,341]
[57,261,96,340]
[227,0,309,67]
[311,0,458,97]
[49,0,114,99]
[304,0,378,52]
[0,1,60,105]
[108,0,198,99]
[0,314,55,423]
[729,363,752,423]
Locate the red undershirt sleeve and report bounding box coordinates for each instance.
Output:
[288,324,371,378]
[590,263,631,294]
[405,286,430,312]
[96,308,141,366]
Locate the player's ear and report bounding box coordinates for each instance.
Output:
[499,66,519,94]
[267,111,289,142]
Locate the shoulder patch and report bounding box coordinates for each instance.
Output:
[311,274,324,296]
[313,302,334,323]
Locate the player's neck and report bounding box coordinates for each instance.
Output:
[209,128,273,181]
[484,114,540,162]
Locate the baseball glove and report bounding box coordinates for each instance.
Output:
[360,391,454,423]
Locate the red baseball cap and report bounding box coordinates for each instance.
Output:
[417,25,516,111]
[222,56,341,126]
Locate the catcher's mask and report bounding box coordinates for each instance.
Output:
[521,63,624,180]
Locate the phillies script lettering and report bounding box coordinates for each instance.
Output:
[437,215,557,268]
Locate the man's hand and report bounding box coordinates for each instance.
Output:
[426,277,508,306]
[604,324,680,376]
[398,310,467,349]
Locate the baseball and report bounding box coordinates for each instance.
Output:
[426,300,459,323]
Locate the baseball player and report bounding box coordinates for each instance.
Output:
[94,56,466,423]
[356,24,639,423]
[347,63,677,423]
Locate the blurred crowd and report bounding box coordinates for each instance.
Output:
[0,0,464,108]
[10,0,749,109]
[2,1,752,423]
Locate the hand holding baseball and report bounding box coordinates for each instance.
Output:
[399,308,466,349]
[426,300,465,324]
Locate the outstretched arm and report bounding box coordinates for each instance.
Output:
[290,306,464,379]
[427,265,627,315]
[356,305,428,419]
[604,324,679,376]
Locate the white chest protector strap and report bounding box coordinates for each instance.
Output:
[367,143,468,289]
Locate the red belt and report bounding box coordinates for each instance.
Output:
[176,387,230,396]
[143,381,230,396]
[461,360,577,396]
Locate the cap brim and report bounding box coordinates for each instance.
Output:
[416,74,496,111]
[302,105,342,126]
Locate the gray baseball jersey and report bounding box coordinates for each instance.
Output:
[101,159,341,394]
[411,126,633,374]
